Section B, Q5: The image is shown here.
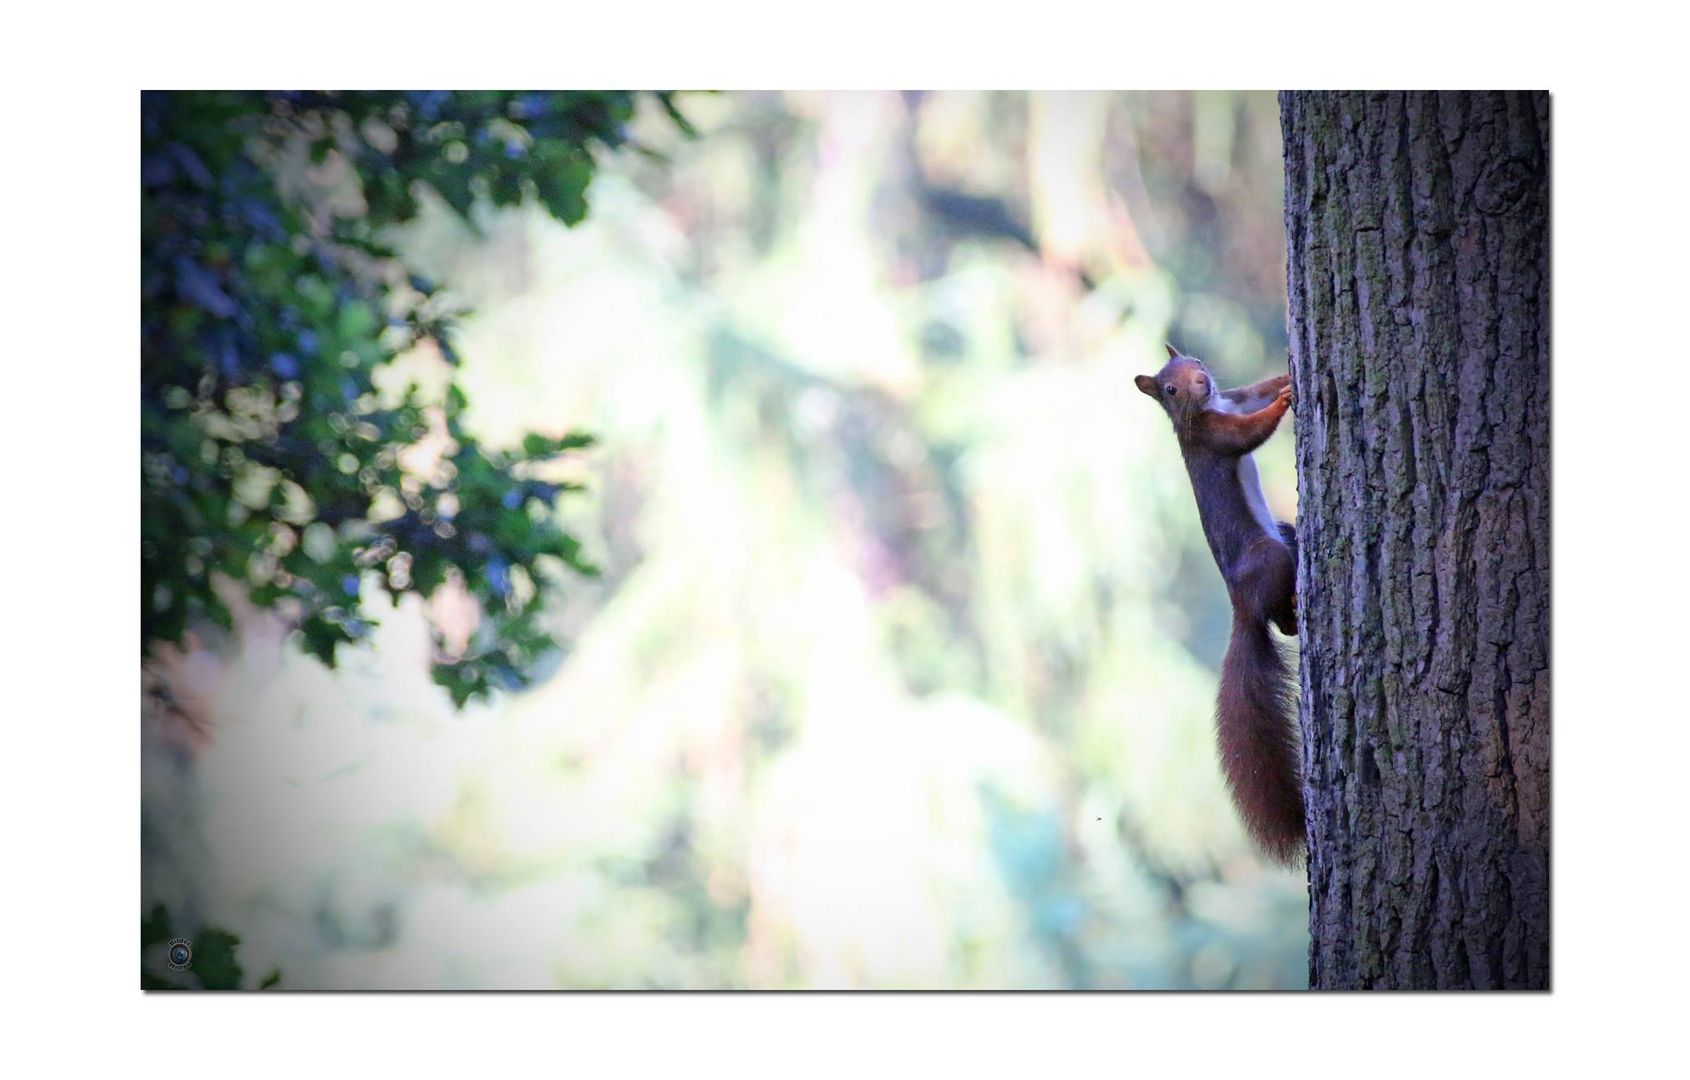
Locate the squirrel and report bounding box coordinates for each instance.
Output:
[1135,343,1304,863]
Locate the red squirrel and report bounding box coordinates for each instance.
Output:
[1136,343,1304,863]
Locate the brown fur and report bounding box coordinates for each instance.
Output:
[1137,345,1305,863]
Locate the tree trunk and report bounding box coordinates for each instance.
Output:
[1280,91,1549,990]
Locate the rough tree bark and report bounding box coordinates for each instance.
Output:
[1280,91,1549,990]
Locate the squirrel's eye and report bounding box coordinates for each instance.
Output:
[1165,385,1177,395]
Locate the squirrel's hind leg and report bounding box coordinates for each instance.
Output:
[1237,538,1298,637]
[1272,597,1298,638]
[1273,522,1299,636]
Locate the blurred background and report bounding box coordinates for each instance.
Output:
[142,90,1302,990]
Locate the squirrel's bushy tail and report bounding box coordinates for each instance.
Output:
[1216,612,1305,863]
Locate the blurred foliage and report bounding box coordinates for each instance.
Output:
[142,92,1306,990]
[142,903,280,990]
[142,91,690,705]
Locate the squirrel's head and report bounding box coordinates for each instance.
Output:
[1136,343,1214,421]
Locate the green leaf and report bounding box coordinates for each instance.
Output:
[142,904,173,948]
[191,927,245,990]
[655,92,700,139]
[445,383,468,416]
[521,430,595,458]
[535,152,593,226]
[338,301,379,342]
[300,616,347,668]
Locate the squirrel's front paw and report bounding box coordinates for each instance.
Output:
[1276,385,1294,410]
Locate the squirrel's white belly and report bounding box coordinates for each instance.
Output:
[1205,393,1284,539]
[1236,453,1282,538]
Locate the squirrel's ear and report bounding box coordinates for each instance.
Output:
[1134,374,1160,398]
[1165,342,1182,359]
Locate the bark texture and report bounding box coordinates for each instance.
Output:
[1280,92,1549,990]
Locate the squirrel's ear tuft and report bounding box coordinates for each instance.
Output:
[1165,342,1182,359]
[1134,374,1160,398]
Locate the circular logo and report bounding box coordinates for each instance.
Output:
[166,937,193,970]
